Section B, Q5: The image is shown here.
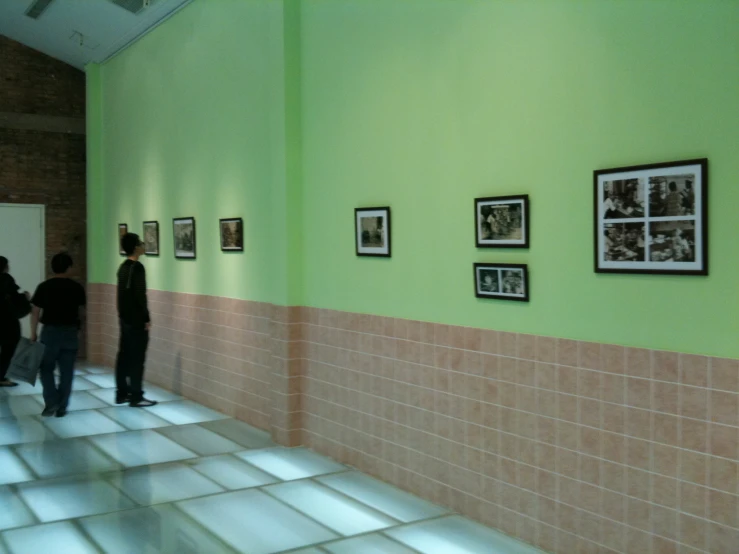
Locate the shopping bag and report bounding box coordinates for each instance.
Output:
[7,338,45,387]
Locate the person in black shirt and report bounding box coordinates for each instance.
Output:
[116,233,157,407]
[0,256,30,387]
[30,253,86,417]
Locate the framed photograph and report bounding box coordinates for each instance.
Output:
[355,207,391,257]
[142,221,159,256]
[173,217,196,259]
[474,263,529,302]
[118,223,128,256]
[594,158,707,275]
[219,218,244,252]
[475,195,529,248]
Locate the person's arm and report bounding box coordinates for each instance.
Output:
[30,306,41,342]
[133,263,151,329]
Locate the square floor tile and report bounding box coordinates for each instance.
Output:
[386,515,545,554]
[15,437,121,479]
[188,455,278,490]
[109,463,223,505]
[200,419,275,449]
[318,472,449,522]
[88,388,121,406]
[0,417,55,446]
[142,383,183,402]
[2,521,99,554]
[83,374,116,389]
[18,475,136,522]
[324,534,418,554]
[266,480,396,536]
[144,401,229,425]
[0,382,39,396]
[43,410,125,438]
[80,504,236,554]
[99,406,170,430]
[32,391,108,412]
[236,447,346,481]
[0,486,35,530]
[72,377,99,391]
[156,424,243,456]
[178,489,338,554]
[80,366,111,374]
[90,430,197,467]
[0,447,34,485]
[0,396,43,419]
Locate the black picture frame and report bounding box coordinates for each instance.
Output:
[219,217,244,252]
[594,158,708,275]
[474,263,529,302]
[475,194,530,248]
[142,221,159,256]
[355,207,391,257]
[118,223,128,256]
[173,217,196,260]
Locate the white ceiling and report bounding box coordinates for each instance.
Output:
[0,0,192,69]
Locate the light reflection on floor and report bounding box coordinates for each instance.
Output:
[0,365,544,554]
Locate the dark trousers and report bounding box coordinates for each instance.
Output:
[0,319,21,381]
[115,320,149,402]
[39,326,79,410]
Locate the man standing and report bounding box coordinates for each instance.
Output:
[31,253,86,417]
[116,233,157,407]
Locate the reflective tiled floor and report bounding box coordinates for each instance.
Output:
[0,364,544,554]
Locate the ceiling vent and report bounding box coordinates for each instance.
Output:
[110,0,152,15]
[25,0,55,19]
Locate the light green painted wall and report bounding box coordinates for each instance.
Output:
[88,0,287,304]
[89,0,739,358]
[299,0,739,357]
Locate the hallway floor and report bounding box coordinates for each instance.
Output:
[0,364,543,554]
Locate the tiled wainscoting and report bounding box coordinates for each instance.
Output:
[88,284,739,554]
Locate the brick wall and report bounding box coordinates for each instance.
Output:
[0,36,87,353]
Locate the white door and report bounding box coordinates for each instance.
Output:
[0,204,45,337]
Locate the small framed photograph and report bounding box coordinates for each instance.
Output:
[118,223,128,255]
[594,158,707,275]
[142,221,159,256]
[475,195,529,248]
[220,218,244,252]
[173,217,196,259]
[355,207,391,257]
[474,263,529,302]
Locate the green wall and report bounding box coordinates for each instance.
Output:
[299,0,739,357]
[88,0,739,358]
[88,0,289,304]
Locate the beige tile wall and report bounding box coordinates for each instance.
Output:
[87,286,739,554]
[300,308,739,554]
[88,284,276,431]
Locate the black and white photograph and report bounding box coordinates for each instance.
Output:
[603,222,646,262]
[474,263,529,302]
[143,221,159,256]
[220,217,244,252]
[649,174,696,217]
[173,217,196,259]
[475,195,529,248]
[118,223,128,255]
[648,220,695,263]
[594,158,707,275]
[355,207,391,257]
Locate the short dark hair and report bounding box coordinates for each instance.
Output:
[668,182,677,191]
[51,252,73,274]
[0,256,8,273]
[121,233,141,256]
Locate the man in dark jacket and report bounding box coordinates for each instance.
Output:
[115,233,157,407]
